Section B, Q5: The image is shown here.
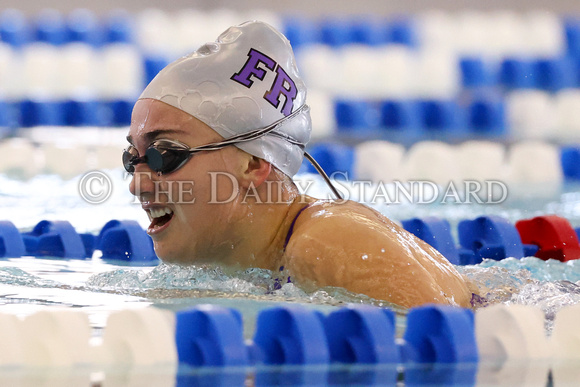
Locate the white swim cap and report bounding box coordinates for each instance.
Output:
[139,20,311,177]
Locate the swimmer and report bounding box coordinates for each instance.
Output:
[125,21,473,308]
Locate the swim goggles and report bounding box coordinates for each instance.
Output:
[123,105,343,200]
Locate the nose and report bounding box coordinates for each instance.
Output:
[129,163,156,199]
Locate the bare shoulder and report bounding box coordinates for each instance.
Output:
[282,199,472,308]
[286,200,410,252]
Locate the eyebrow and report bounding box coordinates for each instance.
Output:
[126,129,187,145]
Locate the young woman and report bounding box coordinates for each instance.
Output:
[124,21,472,308]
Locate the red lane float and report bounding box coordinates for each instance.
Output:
[515,215,580,262]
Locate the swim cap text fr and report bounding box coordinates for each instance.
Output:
[231,48,298,117]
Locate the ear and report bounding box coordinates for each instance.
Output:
[239,156,272,189]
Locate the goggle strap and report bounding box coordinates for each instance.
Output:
[188,104,308,153]
[303,151,343,201]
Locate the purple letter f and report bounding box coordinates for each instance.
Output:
[231,48,276,88]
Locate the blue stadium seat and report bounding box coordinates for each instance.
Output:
[466,93,506,135]
[104,10,134,44]
[19,100,65,127]
[564,17,580,57]
[144,55,170,85]
[534,57,577,91]
[0,100,19,129]
[35,9,67,45]
[0,9,31,47]
[499,58,536,89]
[351,19,389,46]
[106,99,134,126]
[334,100,379,131]
[283,17,319,48]
[560,145,580,181]
[459,57,495,88]
[387,17,417,46]
[418,99,465,133]
[319,18,353,47]
[63,99,108,126]
[66,9,102,46]
[379,99,421,131]
[305,142,355,180]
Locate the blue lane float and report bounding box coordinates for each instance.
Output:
[324,305,398,364]
[96,219,158,264]
[401,216,475,265]
[22,220,88,259]
[402,217,462,265]
[403,305,478,364]
[253,306,329,365]
[175,305,248,367]
[0,221,26,258]
[0,219,155,262]
[457,215,539,264]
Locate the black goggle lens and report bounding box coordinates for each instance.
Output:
[146,147,190,174]
[122,146,139,173]
[123,145,192,175]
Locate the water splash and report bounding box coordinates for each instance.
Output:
[84,262,405,311]
[459,258,580,331]
[0,266,60,288]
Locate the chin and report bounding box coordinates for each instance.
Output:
[153,242,186,264]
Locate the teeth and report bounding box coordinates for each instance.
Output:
[149,207,173,219]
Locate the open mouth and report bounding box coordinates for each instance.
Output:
[147,207,174,233]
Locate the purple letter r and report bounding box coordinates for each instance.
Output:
[264,66,297,117]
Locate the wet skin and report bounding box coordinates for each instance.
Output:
[128,99,472,308]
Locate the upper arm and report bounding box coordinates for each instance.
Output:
[283,210,471,308]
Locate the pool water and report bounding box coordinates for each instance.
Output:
[2,169,580,385]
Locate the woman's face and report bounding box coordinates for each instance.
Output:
[127,99,246,263]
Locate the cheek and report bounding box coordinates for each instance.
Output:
[182,154,241,204]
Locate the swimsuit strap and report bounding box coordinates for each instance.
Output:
[283,204,311,251]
